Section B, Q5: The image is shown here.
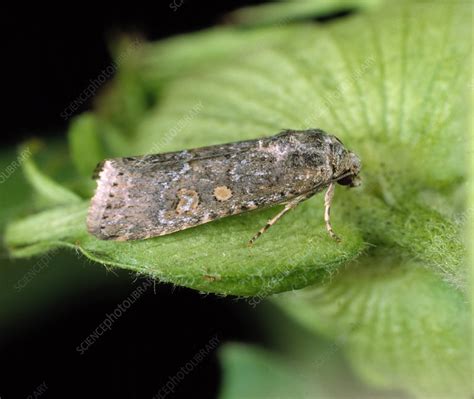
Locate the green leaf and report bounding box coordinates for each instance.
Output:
[0,142,84,238]
[219,343,322,399]
[337,190,467,291]
[274,250,472,398]
[0,149,35,249]
[226,0,383,27]
[4,201,364,296]
[68,113,106,179]
[96,25,319,130]
[219,304,408,399]
[21,144,82,207]
[5,203,87,255]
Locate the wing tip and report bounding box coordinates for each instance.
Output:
[87,160,120,239]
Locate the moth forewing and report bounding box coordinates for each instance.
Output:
[87,129,361,243]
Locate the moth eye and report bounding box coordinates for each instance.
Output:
[337,175,354,186]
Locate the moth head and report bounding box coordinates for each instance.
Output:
[336,151,361,187]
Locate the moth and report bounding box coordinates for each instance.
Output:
[87,129,361,244]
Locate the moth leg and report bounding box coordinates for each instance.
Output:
[248,195,308,246]
[324,182,341,242]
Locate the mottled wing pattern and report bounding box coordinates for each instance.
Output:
[87,131,334,240]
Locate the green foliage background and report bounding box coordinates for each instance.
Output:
[1,0,472,398]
